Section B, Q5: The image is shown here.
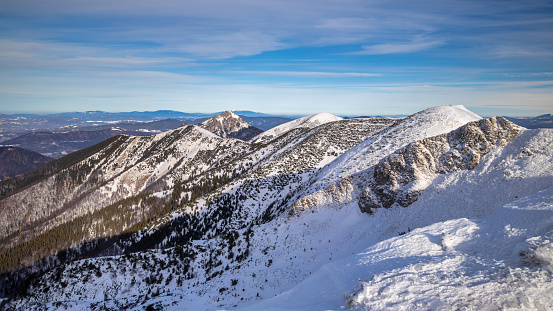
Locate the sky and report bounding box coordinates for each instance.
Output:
[0,0,552,117]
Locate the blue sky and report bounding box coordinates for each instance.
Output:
[0,0,552,116]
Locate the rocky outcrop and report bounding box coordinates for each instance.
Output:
[358,117,521,213]
[292,117,522,214]
[292,177,355,213]
[198,110,262,140]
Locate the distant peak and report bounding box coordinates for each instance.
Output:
[309,112,342,120]
[197,110,255,139]
[220,110,239,118]
[251,112,342,144]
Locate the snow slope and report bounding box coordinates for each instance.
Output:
[248,185,553,310]
[251,112,342,144]
[311,105,481,192]
[0,125,250,258]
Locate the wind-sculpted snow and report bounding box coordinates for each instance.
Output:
[251,186,553,311]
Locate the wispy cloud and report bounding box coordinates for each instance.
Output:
[0,39,194,70]
[352,40,443,55]
[491,47,553,59]
[171,31,286,59]
[232,71,381,78]
[502,72,553,78]
[1,0,552,115]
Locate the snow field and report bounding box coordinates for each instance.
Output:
[243,185,553,310]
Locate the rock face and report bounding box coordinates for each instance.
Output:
[359,117,521,213]
[292,117,522,214]
[198,111,263,140]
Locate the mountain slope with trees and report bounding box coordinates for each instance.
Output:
[0,147,52,181]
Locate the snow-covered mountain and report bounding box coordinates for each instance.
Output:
[310,105,481,191]
[251,112,343,144]
[0,125,251,270]
[198,110,263,141]
[1,106,552,310]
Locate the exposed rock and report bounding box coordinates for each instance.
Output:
[359,117,521,213]
[198,110,263,140]
[292,177,355,213]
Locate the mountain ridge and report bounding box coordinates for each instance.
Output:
[251,112,343,144]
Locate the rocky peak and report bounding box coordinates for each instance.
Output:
[198,110,263,140]
[219,110,239,119]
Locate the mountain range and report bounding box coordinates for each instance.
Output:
[0,105,552,310]
[504,114,553,129]
[0,114,293,160]
[0,110,293,144]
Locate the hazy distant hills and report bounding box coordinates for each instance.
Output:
[0,112,294,159]
[0,111,199,142]
[64,119,185,133]
[1,128,156,158]
[505,114,553,129]
[0,110,294,141]
[0,147,52,181]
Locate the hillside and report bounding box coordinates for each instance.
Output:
[1,106,552,310]
[0,125,250,274]
[0,147,52,181]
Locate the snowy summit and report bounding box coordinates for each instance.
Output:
[252,112,343,144]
